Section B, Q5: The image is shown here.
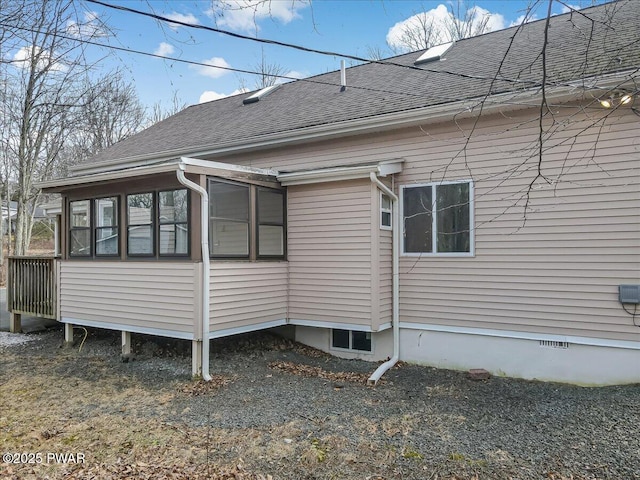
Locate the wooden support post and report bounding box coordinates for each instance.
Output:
[192,340,203,378]
[121,331,131,362]
[64,323,74,346]
[9,312,21,333]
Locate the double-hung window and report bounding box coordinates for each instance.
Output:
[159,189,189,255]
[69,200,91,257]
[94,197,119,256]
[69,198,119,257]
[208,180,250,258]
[257,188,285,257]
[208,179,286,260]
[127,193,154,256]
[126,189,189,257]
[401,180,473,255]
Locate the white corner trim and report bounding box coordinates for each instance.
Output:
[208,319,287,339]
[399,322,640,351]
[60,317,194,340]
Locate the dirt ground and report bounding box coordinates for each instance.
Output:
[1,327,639,480]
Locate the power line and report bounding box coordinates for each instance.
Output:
[86,0,541,88]
[0,22,436,100]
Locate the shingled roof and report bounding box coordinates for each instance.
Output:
[81,0,639,169]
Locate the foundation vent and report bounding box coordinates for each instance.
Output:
[539,340,569,349]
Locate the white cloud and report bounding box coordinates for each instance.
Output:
[12,45,67,72]
[66,10,107,38]
[165,12,199,31]
[199,88,248,103]
[509,13,538,27]
[387,4,505,53]
[154,42,175,57]
[207,0,309,32]
[192,56,232,78]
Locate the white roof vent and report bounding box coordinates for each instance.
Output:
[414,41,454,65]
[243,84,280,105]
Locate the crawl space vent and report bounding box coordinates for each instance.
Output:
[539,340,569,349]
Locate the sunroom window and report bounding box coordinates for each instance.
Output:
[127,193,154,256]
[159,189,189,256]
[95,197,118,256]
[257,188,285,257]
[208,178,286,260]
[69,200,90,257]
[402,181,473,255]
[208,180,250,257]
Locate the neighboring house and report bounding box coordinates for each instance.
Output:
[1,201,48,234]
[33,1,639,385]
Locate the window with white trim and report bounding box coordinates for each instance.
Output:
[380,193,392,230]
[331,329,372,352]
[401,181,473,255]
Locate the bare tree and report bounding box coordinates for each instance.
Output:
[251,48,286,89]
[0,0,106,254]
[388,1,494,53]
[147,91,187,125]
[58,70,147,175]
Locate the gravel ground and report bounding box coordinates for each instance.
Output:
[1,326,639,480]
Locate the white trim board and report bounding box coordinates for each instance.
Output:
[289,319,392,332]
[399,322,640,351]
[61,317,194,340]
[208,319,287,339]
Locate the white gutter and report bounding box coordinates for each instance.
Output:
[278,160,403,186]
[367,172,400,385]
[176,160,212,382]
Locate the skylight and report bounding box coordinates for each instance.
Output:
[242,84,280,105]
[414,41,454,65]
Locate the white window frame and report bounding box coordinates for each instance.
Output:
[380,192,392,230]
[400,179,475,258]
[330,329,373,354]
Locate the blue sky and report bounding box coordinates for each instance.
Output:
[76,0,605,109]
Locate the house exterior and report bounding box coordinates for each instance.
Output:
[30,1,639,385]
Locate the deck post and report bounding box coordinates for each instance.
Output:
[64,323,74,346]
[121,331,131,361]
[9,312,21,333]
[192,340,203,378]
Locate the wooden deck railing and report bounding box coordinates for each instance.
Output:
[7,256,58,320]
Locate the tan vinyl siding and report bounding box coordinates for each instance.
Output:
[287,180,373,326]
[210,262,288,331]
[59,262,198,335]
[222,106,638,342]
[394,108,640,342]
[379,229,393,327]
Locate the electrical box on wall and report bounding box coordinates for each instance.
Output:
[619,285,640,304]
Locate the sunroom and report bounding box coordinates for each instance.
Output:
[15,157,287,377]
[8,156,400,379]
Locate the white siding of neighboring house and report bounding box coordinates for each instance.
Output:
[59,262,199,338]
[209,262,288,335]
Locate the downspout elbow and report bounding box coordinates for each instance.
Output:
[176,166,212,382]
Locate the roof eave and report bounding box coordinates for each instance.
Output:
[72,70,638,176]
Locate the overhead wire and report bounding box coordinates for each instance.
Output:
[86,0,543,89]
[0,22,443,100]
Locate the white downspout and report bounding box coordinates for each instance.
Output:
[177,164,212,381]
[368,172,400,385]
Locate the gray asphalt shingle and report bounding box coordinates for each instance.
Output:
[84,0,639,166]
